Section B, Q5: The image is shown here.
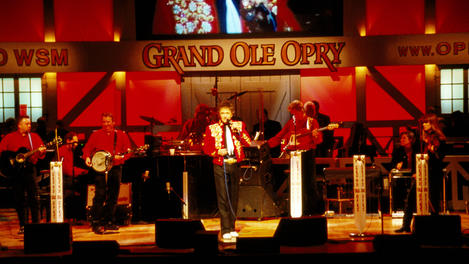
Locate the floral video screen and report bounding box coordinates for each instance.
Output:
[136,0,343,39]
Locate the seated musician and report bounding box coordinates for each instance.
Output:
[267,100,322,156]
[392,130,418,233]
[59,132,88,221]
[178,103,212,150]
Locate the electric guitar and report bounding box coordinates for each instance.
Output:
[279,122,342,157]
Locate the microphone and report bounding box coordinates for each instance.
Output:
[229,120,239,134]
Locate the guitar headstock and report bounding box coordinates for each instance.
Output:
[139,144,150,151]
[327,122,343,130]
[46,137,63,147]
[134,144,150,154]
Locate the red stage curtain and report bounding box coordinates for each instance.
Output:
[366,0,425,36]
[54,0,113,41]
[0,0,44,42]
[366,65,426,121]
[57,72,120,127]
[300,67,356,147]
[436,0,469,33]
[126,71,181,143]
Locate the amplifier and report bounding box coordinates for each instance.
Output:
[243,140,270,162]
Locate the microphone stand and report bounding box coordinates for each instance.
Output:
[166,182,186,205]
[293,116,297,151]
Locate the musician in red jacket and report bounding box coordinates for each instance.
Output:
[0,116,46,234]
[82,112,131,234]
[268,100,322,157]
[202,101,251,242]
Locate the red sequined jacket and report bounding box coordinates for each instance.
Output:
[202,120,251,166]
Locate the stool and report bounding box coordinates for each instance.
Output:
[325,186,353,214]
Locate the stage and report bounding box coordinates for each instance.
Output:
[1,208,468,262]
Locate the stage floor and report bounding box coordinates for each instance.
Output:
[1,208,468,258]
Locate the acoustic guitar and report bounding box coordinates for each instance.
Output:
[0,137,62,178]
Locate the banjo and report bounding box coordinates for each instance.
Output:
[91,144,149,173]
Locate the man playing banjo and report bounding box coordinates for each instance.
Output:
[83,112,131,234]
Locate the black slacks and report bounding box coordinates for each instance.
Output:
[213,163,240,235]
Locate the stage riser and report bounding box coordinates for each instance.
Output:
[24,223,71,254]
[154,219,205,249]
[413,215,462,246]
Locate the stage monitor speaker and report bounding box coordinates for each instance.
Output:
[236,237,280,254]
[155,219,205,248]
[373,234,418,253]
[273,216,327,246]
[194,230,219,254]
[237,185,280,219]
[24,223,71,254]
[413,215,462,246]
[72,240,120,258]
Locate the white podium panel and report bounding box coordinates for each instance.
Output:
[50,161,64,223]
[416,154,430,215]
[353,155,366,234]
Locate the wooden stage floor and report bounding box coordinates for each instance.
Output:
[1,208,468,261]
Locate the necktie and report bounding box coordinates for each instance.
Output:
[225,125,234,156]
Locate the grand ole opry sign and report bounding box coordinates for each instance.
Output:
[1,32,469,74]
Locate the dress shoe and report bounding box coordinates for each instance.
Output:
[92,225,105,235]
[221,233,233,243]
[395,227,411,233]
[104,223,119,231]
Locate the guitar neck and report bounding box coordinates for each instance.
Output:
[23,148,41,160]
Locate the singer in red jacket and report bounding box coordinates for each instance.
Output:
[202,101,251,242]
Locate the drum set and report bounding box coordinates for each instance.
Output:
[139,115,203,156]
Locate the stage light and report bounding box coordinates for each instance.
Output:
[114,30,121,42]
[44,32,56,42]
[425,23,435,34]
[359,25,366,37]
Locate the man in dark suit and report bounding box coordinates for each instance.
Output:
[313,100,334,157]
[252,109,282,157]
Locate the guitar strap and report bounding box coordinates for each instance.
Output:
[113,130,117,155]
[27,133,34,150]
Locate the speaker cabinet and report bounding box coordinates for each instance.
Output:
[413,215,462,246]
[72,240,120,257]
[236,237,280,254]
[240,159,272,186]
[193,230,219,254]
[24,223,71,254]
[273,216,327,246]
[155,219,205,248]
[237,185,280,219]
[373,234,418,252]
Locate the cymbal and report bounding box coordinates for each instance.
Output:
[140,115,164,125]
[227,91,248,100]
